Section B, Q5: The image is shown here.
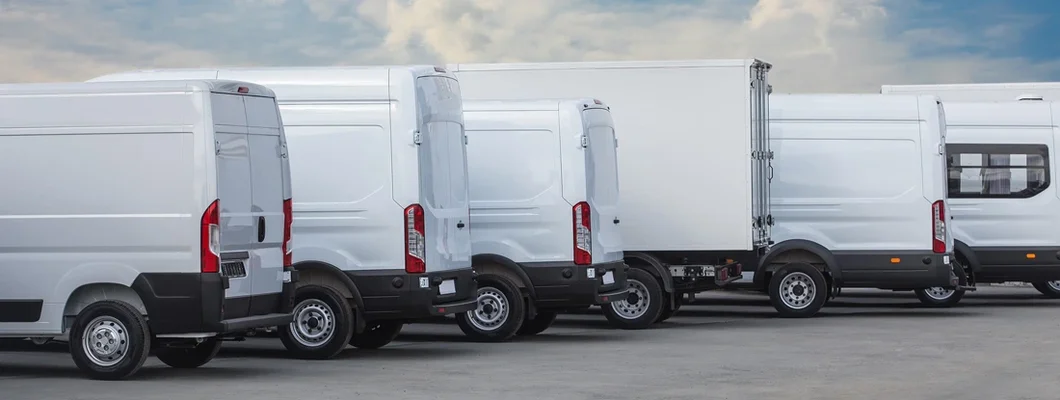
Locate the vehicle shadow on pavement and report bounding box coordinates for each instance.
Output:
[216,341,473,360]
[0,363,276,380]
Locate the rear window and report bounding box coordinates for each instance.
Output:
[947,143,1051,199]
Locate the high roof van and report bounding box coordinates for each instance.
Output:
[0,80,296,380]
[90,66,478,358]
[459,98,631,341]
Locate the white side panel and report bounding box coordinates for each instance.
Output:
[582,108,624,264]
[279,103,403,272]
[465,110,570,263]
[452,64,757,252]
[943,102,1060,251]
[0,92,200,334]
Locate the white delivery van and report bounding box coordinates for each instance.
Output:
[460,98,630,341]
[0,80,296,380]
[450,59,769,325]
[906,99,1060,302]
[882,82,1060,102]
[753,93,966,315]
[90,66,478,358]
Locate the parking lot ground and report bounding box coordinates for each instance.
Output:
[3,286,1059,400]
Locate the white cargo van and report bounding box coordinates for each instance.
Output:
[450,59,768,325]
[90,66,478,358]
[0,80,296,380]
[460,98,630,340]
[750,93,965,315]
[882,82,1060,102]
[903,100,1060,302]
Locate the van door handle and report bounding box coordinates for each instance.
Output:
[258,216,266,242]
[613,218,620,224]
[457,221,465,229]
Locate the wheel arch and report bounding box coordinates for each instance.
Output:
[291,261,367,332]
[65,283,148,332]
[472,253,536,299]
[756,240,840,288]
[952,240,982,273]
[623,252,674,293]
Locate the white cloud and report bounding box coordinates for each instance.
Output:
[0,0,1057,92]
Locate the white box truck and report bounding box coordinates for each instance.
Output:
[89,66,479,358]
[757,93,967,315]
[460,98,632,339]
[0,80,296,380]
[881,82,1060,102]
[903,99,1060,301]
[449,59,772,323]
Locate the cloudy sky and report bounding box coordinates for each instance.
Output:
[1,0,1058,92]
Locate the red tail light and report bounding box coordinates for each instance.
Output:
[201,199,220,273]
[573,201,592,265]
[282,198,293,266]
[932,200,946,254]
[404,204,426,274]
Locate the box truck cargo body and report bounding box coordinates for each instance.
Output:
[758,93,965,314]
[881,82,1060,102]
[0,80,296,379]
[914,100,1060,300]
[460,98,632,338]
[450,59,772,324]
[89,66,478,358]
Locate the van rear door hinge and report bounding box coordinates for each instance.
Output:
[413,130,422,145]
[580,135,588,148]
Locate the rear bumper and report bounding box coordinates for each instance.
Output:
[971,247,1060,282]
[130,266,297,336]
[522,260,630,310]
[346,267,478,321]
[833,251,955,289]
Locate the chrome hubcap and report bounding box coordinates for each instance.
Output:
[290,299,336,347]
[780,272,816,310]
[1048,281,1060,292]
[924,286,954,300]
[611,279,650,320]
[82,316,130,367]
[467,287,509,331]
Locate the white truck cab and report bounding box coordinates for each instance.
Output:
[0,80,296,380]
[89,66,478,359]
[754,93,964,315]
[915,99,1060,300]
[460,98,630,341]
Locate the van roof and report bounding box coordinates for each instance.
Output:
[463,98,609,112]
[882,82,1060,92]
[769,93,938,121]
[449,58,771,71]
[0,79,275,98]
[943,100,1058,127]
[89,65,456,102]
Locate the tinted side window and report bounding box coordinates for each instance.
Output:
[947,144,1050,199]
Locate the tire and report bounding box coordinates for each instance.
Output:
[456,274,526,342]
[349,321,403,349]
[915,260,968,307]
[155,338,222,369]
[68,300,151,381]
[517,311,557,336]
[1031,281,1060,298]
[768,263,828,318]
[656,298,682,323]
[279,284,354,360]
[601,267,664,329]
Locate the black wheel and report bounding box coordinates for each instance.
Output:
[456,274,526,342]
[915,260,968,307]
[602,267,664,329]
[155,338,222,368]
[278,284,354,360]
[68,300,151,380]
[349,321,403,349]
[517,311,558,336]
[656,298,683,323]
[768,263,828,318]
[1031,281,1060,298]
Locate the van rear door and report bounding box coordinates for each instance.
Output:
[211,89,289,316]
[416,75,472,273]
[583,107,624,264]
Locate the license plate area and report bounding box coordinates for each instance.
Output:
[221,261,247,278]
[602,270,615,285]
[438,279,456,295]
